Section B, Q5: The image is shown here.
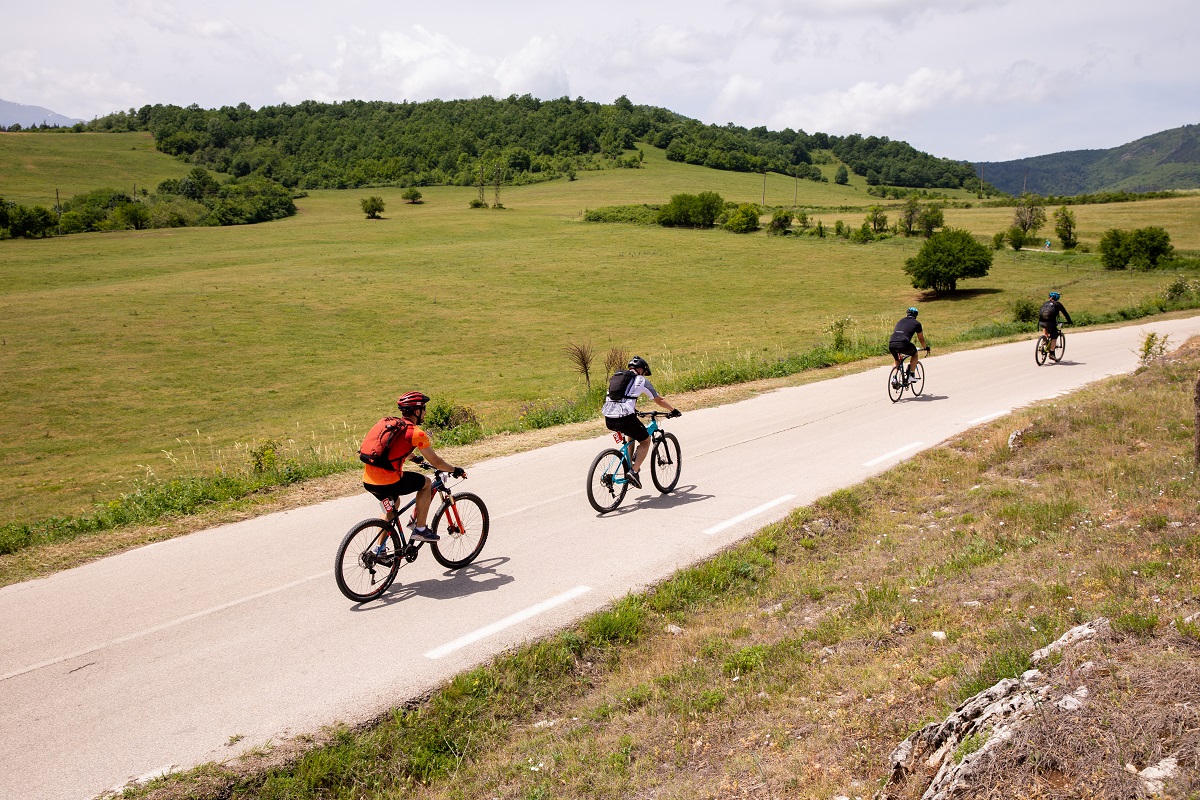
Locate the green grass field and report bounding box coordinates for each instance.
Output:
[2,137,1198,525]
[0,131,197,206]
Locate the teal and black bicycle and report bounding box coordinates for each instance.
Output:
[586,411,682,513]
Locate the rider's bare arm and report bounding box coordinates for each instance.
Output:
[417,445,456,474]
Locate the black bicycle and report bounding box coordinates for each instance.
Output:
[1035,327,1066,365]
[334,458,489,602]
[586,411,682,513]
[887,349,928,402]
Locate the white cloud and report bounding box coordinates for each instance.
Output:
[495,36,570,99]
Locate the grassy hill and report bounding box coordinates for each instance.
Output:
[978,124,1200,196]
[0,131,201,206]
[1,134,1198,531]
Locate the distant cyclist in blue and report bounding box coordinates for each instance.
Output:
[889,307,930,384]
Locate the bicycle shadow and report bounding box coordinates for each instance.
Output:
[600,484,715,517]
[899,394,949,403]
[1045,359,1082,366]
[351,556,514,609]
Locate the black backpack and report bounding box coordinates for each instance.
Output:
[1039,299,1058,323]
[606,370,637,402]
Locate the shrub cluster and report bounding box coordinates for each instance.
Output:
[1098,226,1174,269]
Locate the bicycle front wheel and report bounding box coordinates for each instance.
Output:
[1052,334,1066,362]
[909,362,926,396]
[887,365,904,402]
[335,519,402,602]
[1034,336,1049,366]
[430,492,489,569]
[587,448,629,513]
[650,432,682,493]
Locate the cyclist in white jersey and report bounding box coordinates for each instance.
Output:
[601,356,680,489]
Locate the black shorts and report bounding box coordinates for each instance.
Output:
[605,413,649,443]
[1041,321,1060,338]
[363,470,426,501]
[889,341,918,359]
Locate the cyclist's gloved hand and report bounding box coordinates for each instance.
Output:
[668,408,682,418]
[451,466,466,479]
[925,347,931,353]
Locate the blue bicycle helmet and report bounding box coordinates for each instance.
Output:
[906,307,919,317]
[1049,291,1060,300]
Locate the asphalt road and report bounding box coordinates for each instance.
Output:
[3,317,1199,800]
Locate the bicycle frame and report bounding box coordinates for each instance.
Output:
[370,468,458,548]
[609,416,662,483]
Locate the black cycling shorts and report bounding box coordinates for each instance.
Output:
[1041,322,1060,338]
[889,341,918,359]
[363,470,426,501]
[605,413,650,443]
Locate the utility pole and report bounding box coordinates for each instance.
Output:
[762,171,766,206]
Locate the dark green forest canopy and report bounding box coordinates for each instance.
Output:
[79,95,979,191]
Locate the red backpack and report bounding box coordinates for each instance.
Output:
[358,416,413,469]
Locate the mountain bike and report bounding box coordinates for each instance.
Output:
[335,458,489,602]
[887,349,928,402]
[586,411,682,513]
[1035,327,1066,365]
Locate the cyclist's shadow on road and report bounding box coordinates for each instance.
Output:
[602,484,714,517]
[356,556,515,608]
[899,394,950,403]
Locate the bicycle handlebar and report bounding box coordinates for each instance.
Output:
[636,410,681,420]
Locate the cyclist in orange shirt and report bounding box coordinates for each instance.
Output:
[363,391,465,542]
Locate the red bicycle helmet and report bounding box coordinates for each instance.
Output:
[397,391,431,410]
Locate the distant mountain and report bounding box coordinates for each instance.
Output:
[0,99,84,129]
[977,125,1200,196]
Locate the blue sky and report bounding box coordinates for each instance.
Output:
[4,0,1195,162]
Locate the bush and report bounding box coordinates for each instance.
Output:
[992,231,1006,250]
[469,198,488,209]
[1007,226,1027,251]
[1100,226,1174,269]
[583,205,659,225]
[766,208,793,235]
[903,227,993,294]
[1012,298,1040,323]
[657,191,724,228]
[360,196,385,219]
[401,188,423,204]
[724,203,761,233]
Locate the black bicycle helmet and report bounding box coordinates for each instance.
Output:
[627,355,651,376]
[906,307,919,317]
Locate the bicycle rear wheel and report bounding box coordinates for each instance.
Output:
[587,448,629,513]
[1051,333,1066,362]
[909,362,925,396]
[335,519,402,602]
[650,432,682,493]
[887,365,904,402]
[430,492,489,569]
[1034,336,1049,366]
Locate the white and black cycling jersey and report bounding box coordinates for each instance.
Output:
[602,375,659,418]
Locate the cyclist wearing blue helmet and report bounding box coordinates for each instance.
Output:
[888,307,930,382]
[1038,291,1072,343]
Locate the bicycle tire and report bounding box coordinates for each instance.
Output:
[887,365,904,402]
[1051,333,1065,362]
[335,519,402,602]
[1034,336,1049,366]
[650,432,682,493]
[586,448,629,513]
[909,362,926,396]
[430,492,489,569]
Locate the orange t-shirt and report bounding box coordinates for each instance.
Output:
[362,423,432,485]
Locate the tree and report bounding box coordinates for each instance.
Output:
[866,205,888,233]
[401,188,423,204]
[917,203,944,238]
[657,191,724,228]
[1099,228,1129,269]
[1052,206,1077,249]
[1101,226,1174,269]
[1013,193,1047,235]
[898,196,921,236]
[834,165,849,185]
[360,196,385,219]
[903,228,993,295]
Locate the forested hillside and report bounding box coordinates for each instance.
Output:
[979,124,1200,195]
[74,96,982,192]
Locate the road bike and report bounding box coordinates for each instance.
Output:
[586,411,682,513]
[887,349,928,402]
[1035,327,1066,365]
[334,458,489,602]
